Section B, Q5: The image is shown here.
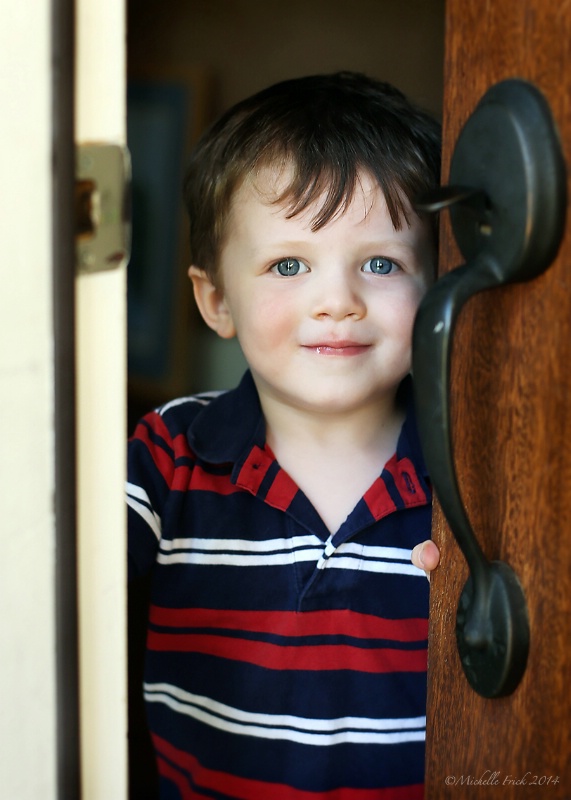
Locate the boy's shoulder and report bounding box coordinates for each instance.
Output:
[138,371,263,465]
[155,389,227,428]
[130,390,226,450]
[137,390,228,452]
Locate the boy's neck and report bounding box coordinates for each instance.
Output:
[260,389,403,453]
[256,385,406,534]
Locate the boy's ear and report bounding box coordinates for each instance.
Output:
[188,266,236,339]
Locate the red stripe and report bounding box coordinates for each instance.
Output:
[149,606,428,642]
[171,462,193,492]
[363,475,397,520]
[265,468,298,510]
[155,734,423,800]
[134,415,243,496]
[364,455,429,519]
[131,410,169,444]
[147,631,427,673]
[132,415,176,485]
[157,755,210,798]
[188,464,241,495]
[235,446,273,494]
[387,457,428,505]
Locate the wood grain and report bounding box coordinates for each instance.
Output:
[425,1,571,796]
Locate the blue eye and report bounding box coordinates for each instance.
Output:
[272,258,307,276]
[362,256,399,275]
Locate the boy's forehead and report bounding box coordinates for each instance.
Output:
[227,167,434,260]
[248,161,296,199]
[239,164,394,226]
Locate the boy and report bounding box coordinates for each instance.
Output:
[128,72,440,799]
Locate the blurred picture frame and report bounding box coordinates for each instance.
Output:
[126,66,213,407]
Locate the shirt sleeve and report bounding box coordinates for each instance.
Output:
[126,410,176,580]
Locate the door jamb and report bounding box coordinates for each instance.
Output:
[52,0,81,794]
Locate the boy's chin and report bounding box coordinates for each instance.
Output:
[259,381,400,418]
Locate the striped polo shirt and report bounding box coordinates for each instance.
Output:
[127,370,431,799]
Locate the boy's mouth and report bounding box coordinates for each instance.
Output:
[303,341,371,356]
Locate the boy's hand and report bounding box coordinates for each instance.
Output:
[411,540,440,579]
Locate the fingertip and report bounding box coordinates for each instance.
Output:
[423,540,440,570]
[417,541,428,568]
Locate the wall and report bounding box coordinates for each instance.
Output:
[0,0,58,796]
[129,0,444,115]
[127,0,445,400]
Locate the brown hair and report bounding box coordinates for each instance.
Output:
[183,72,441,282]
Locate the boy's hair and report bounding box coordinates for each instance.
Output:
[183,71,441,283]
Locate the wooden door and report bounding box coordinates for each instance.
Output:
[425,1,571,796]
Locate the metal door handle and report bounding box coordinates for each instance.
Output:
[412,79,566,697]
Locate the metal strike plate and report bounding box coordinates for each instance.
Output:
[75,143,131,274]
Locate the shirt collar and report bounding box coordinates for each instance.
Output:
[187,370,429,482]
[397,376,430,482]
[187,370,266,466]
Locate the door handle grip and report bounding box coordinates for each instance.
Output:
[412,79,566,697]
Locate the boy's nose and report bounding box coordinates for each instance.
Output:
[311,271,366,321]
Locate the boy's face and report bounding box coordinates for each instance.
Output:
[190,167,434,419]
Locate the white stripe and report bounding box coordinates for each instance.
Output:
[162,537,412,561]
[338,543,413,561]
[323,535,335,558]
[126,487,162,541]
[158,536,423,576]
[157,548,321,567]
[161,534,321,553]
[159,391,224,415]
[333,543,422,576]
[126,481,152,503]
[326,557,423,577]
[143,682,425,747]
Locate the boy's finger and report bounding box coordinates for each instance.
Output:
[411,540,440,573]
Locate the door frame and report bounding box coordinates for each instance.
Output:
[52,0,81,793]
[74,0,129,796]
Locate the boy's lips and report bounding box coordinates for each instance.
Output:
[302,340,371,356]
